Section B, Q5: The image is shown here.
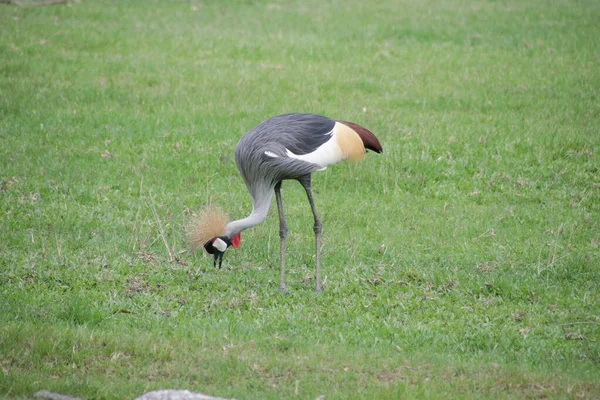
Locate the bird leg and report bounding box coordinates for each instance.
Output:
[274,181,287,293]
[298,175,322,292]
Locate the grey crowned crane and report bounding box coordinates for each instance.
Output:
[187,113,382,292]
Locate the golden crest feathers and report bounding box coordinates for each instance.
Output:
[186,204,229,252]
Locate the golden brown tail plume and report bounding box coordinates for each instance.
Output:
[337,121,383,153]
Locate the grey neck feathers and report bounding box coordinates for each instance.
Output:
[224,190,273,237]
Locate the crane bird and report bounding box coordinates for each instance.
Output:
[187,113,382,292]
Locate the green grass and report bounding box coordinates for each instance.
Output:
[1,0,599,398]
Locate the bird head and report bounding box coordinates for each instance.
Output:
[186,205,240,268]
[202,233,241,267]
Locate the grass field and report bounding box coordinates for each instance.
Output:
[1,0,599,398]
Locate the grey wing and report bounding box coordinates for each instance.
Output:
[242,113,335,156]
[235,113,333,188]
[271,113,335,155]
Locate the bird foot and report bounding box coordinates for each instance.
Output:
[279,284,287,294]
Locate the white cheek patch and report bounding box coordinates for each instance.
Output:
[213,238,227,252]
[264,150,279,158]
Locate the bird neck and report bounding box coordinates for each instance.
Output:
[224,190,273,236]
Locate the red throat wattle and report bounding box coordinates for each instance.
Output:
[231,233,241,248]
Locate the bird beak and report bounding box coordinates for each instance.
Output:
[203,237,228,269]
[213,250,225,269]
